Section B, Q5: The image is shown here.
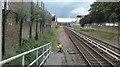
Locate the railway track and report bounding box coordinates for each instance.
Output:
[74,29,120,64]
[74,30,120,55]
[64,27,119,67]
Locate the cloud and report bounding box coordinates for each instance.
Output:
[45,2,91,18]
[70,7,89,15]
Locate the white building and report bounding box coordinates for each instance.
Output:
[51,14,57,29]
[76,15,84,24]
[2,0,9,10]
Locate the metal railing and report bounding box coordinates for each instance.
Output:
[0,42,52,67]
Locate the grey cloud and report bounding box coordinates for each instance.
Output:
[45,2,90,18]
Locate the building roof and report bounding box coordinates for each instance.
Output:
[77,15,84,18]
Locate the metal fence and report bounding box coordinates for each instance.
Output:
[0,42,52,67]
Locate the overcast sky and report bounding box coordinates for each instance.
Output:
[44,2,95,18]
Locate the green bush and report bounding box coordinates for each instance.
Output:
[3,27,60,65]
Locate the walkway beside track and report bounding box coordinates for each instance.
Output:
[44,52,65,65]
[44,26,86,65]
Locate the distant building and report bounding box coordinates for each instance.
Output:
[57,18,76,23]
[2,0,9,10]
[75,15,84,24]
[51,14,57,29]
[52,14,57,22]
[69,15,84,27]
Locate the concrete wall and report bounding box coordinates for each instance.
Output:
[51,21,57,29]
[22,22,30,39]
[32,22,36,38]
[5,13,41,56]
[5,12,20,55]
[84,26,118,34]
[4,2,52,56]
[5,3,32,54]
[22,22,41,39]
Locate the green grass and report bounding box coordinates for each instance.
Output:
[3,33,50,65]
[74,27,118,44]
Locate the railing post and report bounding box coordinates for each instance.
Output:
[22,55,25,67]
[36,50,38,66]
[42,47,44,60]
[50,43,51,52]
[49,44,50,53]
[47,45,49,54]
[48,44,49,53]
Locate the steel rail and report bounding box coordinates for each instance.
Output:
[76,31,120,61]
[65,27,115,66]
[65,28,103,66]
[71,31,114,66]
[68,28,120,61]
[68,28,110,66]
[64,28,91,66]
[74,30,120,51]
[72,34,102,66]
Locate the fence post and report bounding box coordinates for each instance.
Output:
[48,43,50,54]
[36,50,38,66]
[42,47,44,60]
[22,55,25,67]
[48,44,49,54]
[0,0,2,62]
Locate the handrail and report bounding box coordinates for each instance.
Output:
[28,47,51,67]
[0,42,52,67]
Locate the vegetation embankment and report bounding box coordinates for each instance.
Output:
[3,2,52,60]
[74,27,118,45]
[50,26,61,52]
[3,26,60,65]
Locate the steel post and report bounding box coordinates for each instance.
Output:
[42,47,44,60]
[36,50,38,66]
[22,55,25,67]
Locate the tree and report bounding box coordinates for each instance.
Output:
[88,2,120,23]
[79,15,88,27]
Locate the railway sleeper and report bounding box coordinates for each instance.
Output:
[71,32,115,65]
[64,27,115,66]
[74,32,119,64]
